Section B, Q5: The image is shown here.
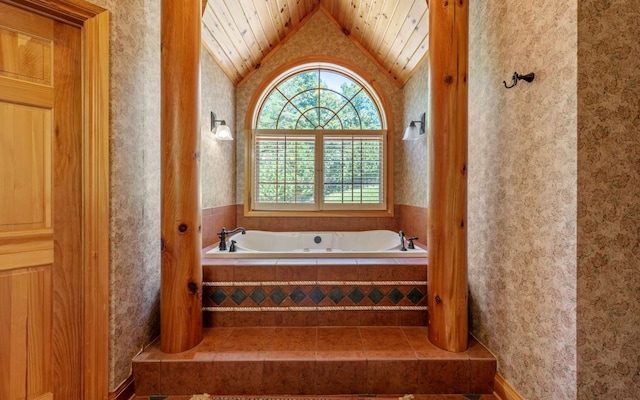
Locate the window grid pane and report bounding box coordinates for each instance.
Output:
[323,136,383,205]
[255,135,315,204]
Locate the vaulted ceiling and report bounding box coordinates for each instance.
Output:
[202,0,429,87]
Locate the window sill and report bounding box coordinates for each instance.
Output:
[243,208,395,218]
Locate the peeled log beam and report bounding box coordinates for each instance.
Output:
[160,0,202,353]
[427,0,469,352]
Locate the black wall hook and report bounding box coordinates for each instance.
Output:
[503,72,535,89]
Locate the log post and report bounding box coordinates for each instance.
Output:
[427,0,469,352]
[160,0,202,353]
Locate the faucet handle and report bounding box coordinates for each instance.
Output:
[407,237,418,250]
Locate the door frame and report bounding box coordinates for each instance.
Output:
[1,0,110,398]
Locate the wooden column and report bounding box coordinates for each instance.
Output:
[427,0,469,352]
[160,0,202,353]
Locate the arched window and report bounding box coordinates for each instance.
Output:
[247,62,391,214]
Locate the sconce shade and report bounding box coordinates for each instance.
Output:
[215,123,233,140]
[403,112,426,141]
[403,123,421,140]
[209,111,233,140]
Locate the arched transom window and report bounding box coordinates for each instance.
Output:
[248,62,390,214]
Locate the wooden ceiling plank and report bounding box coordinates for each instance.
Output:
[380,0,427,68]
[389,8,429,78]
[359,0,387,54]
[238,5,322,87]
[319,5,403,89]
[371,0,410,57]
[203,8,252,78]
[202,30,243,84]
[343,0,364,35]
[277,0,294,36]
[337,0,350,30]
[287,0,301,25]
[252,0,280,51]
[349,0,373,44]
[234,0,271,59]
[202,23,245,80]
[221,0,267,68]
[265,0,287,41]
[397,33,429,83]
[217,0,262,68]
[320,0,334,16]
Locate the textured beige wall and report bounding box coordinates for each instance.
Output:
[401,60,429,208]
[235,10,405,206]
[201,48,236,209]
[468,1,577,398]
[577,0,640,397]
[90,0,163,391]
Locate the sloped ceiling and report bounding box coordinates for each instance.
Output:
[202,0,429,87]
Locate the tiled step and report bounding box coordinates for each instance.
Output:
[133,327,496,396]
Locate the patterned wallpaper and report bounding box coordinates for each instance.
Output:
[402,60,429,208]
[468,1,577,399]
[201,48,236,209]
[89,0,163,391]
[577,0,640,397]
[235,10,405,206]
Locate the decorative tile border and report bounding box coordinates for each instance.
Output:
[203,283,427,308]
[204,280,428,286]
[203,306,428,312]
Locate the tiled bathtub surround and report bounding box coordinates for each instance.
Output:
[202,257,428,327]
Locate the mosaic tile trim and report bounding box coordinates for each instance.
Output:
[203,306,428,312]
[203,280,428,286]
[203,285,427,308]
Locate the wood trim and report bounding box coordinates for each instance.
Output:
[81,8,110,400]
[494,373,526,400]
[1,0,104,26]
[107,374,135,400]
[3,0,110,399]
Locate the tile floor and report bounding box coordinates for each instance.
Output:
[133,327,496,397]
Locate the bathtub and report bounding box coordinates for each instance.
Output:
[204,229,427,258]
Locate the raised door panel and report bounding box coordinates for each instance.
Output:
[0,25,52,85]
[0,268,52,400]
[0,103,52,230]
[0,3,55,400]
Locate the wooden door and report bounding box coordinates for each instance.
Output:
[0,3,83,399]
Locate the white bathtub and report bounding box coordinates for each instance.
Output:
[204,230,427,258]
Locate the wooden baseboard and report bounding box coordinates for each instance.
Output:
[494,373,525,400]
[108,374,135,400]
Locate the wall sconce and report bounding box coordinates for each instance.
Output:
[208,111,233,140]
[403,112,426,141]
